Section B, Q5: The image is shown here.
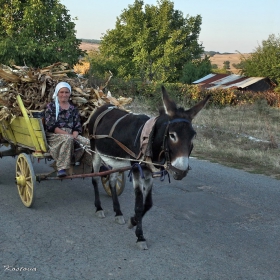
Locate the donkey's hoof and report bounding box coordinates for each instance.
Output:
[96,210,105,218]
[127,218,135,229]
[115,215,125,225]
[137,241,148,250]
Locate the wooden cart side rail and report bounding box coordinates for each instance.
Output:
[0,94,48,154]
[38,117,49,152]
[0,119,17,144]
[0,116,48,153]
[16,94,42,152]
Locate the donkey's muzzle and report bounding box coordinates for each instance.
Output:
[167,165,190,180]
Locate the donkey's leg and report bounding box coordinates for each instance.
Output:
[128,186,153,228]
[92,177,105,218]
[91,154,105,218]
[142,187,153,217]
[128,167,153,250]
[109,172,125,225]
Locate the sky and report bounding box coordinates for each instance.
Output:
[60,0,280,53]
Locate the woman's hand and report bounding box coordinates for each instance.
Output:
[54,127,69,135]
[68,131,78,139]
[72,131,79,139]
[54,128,78,139]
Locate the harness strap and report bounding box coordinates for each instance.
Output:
[109,113,130,137]
[139,116,158,158]
[90,107,140,159]
[93,134,138,158]
[92,106,116,136]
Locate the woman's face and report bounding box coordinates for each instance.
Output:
[57,87,70,103]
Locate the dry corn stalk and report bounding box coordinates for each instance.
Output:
[0,63,132,135]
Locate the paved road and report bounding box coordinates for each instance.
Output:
[0,147,280,280]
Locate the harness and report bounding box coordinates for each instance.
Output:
[89,107,192,179]
[89,106,141,159]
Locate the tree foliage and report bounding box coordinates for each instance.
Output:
[86,50,119,78]
[180,56,211,84]
[205,51,220,57]
[95,0,204,83]
[240,34,280,84]
[0,0,85,67]
[223,60,230,69]
[232,61,246,70]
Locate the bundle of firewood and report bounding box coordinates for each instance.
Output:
[0,62,132,124]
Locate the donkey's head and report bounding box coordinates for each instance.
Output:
[155,86,210,180]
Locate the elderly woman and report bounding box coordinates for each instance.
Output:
[45,82,92,177]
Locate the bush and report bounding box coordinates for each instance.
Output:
[86,72,280,109]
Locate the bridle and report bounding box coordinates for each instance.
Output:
[159,118,193,179]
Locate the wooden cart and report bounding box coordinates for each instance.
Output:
[0,94,128,208]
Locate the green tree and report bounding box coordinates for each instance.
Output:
[232,61,246,70]
[223,60,230,69]
[211,68,230,74]
[86,50,119,78]
[96,0,203,82]
[0,0,85,67]
[180,56,211,84]
[240,34,280,84]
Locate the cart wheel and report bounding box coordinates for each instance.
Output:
[101,171,126,197]
[15,153,36,208]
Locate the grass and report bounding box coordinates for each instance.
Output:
[193,101,280,179]
[128,97,280,180]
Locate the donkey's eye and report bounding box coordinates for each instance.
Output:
[169,133,177,141]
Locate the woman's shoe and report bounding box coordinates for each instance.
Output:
[57,169,67,177]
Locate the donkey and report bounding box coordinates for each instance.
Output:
[88,86,210,249]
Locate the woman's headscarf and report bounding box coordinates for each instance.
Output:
[52,82,71,120]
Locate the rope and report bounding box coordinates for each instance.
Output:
[153,169,171,183]
[74,137,172,183]
[128,163,145,182]
[74,139,167,169]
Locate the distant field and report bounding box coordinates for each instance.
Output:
[79,42,99,51]
[79,42,251,74]
[210,53,251,74]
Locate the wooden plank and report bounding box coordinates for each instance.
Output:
[0,119,17,144]
[12,131,47,152]
[37,137,48,152]
[11,118,48,152]
[36,118,49,152]
[1,116,48,152]
[14,133,34,148]
[10,125,43,138]
[10,117,41,130]
[30,118,42,130]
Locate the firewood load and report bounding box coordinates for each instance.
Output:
[0,62,132,135]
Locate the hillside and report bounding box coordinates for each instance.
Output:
[79,42,251,74]
[210,53,251,74]
[79,42,99,52]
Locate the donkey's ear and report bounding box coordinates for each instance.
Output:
[162,86,177,117]
[185,95,211,120]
